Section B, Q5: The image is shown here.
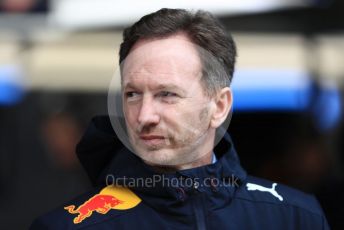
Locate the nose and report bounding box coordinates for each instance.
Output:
[137,96,160,130]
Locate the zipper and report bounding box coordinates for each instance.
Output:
[192,182,206,230]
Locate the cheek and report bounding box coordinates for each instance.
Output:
[177,107,210,135]
[124,105,139,128]
[166,109,198,134]
[161,107,184,125]
[199,107,209,122]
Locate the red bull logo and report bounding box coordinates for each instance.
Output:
[64,194,123,224]
[64,185,141,224]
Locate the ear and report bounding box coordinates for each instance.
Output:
[210,87,232,128]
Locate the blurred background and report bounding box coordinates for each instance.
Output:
[0,0,343,229]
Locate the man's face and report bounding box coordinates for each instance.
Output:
[121,33,216,167]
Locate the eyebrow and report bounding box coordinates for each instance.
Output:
[123,83,187,94]
[156,84,187,94]
[122,83,137,90]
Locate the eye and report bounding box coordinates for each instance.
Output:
[156,91,179,104]
[157,91,178,98]
[125,91,141,102]
[125,91,140,97]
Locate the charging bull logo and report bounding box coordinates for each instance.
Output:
[64,195,122,224]
[64,186,141,224]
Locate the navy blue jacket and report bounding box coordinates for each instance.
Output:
[30,116,330,229]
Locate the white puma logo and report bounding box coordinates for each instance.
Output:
[246,183,283,201]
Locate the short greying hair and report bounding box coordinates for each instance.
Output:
[119,8,237,96]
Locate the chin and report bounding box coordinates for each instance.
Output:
[133,148,181,166]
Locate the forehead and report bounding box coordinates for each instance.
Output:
[122,33,202,86]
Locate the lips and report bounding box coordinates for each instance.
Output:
[140,135,165,140]
[139,135,166,146]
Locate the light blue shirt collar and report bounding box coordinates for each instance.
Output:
[212,152,217,164]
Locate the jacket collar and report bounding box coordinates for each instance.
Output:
[77,116,247,212]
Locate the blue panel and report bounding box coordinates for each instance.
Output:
[312,88,342,131]
[0,65,25,105]
[232,88,311,111]
[230,69,342,131]
[231,69,312,111]
[0,82,24,105]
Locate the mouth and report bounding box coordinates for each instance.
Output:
[139,135,167,146]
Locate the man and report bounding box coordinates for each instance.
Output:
[31,8,329,229]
